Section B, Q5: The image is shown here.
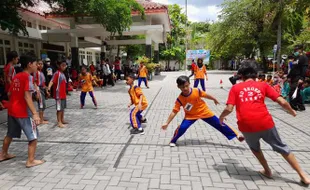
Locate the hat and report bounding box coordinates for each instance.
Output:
[45,58,51,62]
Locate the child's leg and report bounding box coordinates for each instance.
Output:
[202,116,239,140]
[130,107,142,129]
[170,119,196,144]
[200,79,206,91]
[138,78,142,87]
[282,153,310,183]
[88,91,97,106]
[80,91,87,108]
[143,78,148,87]
[194,79,199,88]
[57,111,63,127]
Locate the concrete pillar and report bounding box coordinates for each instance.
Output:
[154,43,159,63]
[145,35,152,59]
[70,19,79,69]
[101,43,106,61]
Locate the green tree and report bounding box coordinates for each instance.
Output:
[160,4,187,68]
[0,0,144,36]
[189,22,210,49]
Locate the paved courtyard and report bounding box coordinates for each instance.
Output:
[1,71,310,190]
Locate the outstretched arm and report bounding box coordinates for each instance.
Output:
[219,104,234,125]
[162,112,178,130]
[276,97,296,117]
[200,91,219,105]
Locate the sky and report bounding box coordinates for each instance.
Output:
[152,0,224,22]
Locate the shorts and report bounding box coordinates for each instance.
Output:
[7,116,38,141]
[242,127,291,155]
[37,88,46,111]
[56,99,66,111]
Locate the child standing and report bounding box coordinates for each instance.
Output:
[266,75,273,85]
[4,51,19,94]
[0,53,45,167]
[126,75,148,134]
[34,59,48,124]
[161,75,243,147]
[193,58,208,91]
[301,79,310,104]
[219,61,310,185]
[47,61,68,128]
[78,66,97,109]
[281,76,290,101]
[138,62,149,88]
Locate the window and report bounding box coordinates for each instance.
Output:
[27,21,32,28]
[5,40,10,45]
[47,27,51,30]
[0,38,12,66]
[18,41,35,55]
[39,25,42,30]
[0,40,3,45]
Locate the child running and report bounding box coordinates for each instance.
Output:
[161,75,243,147]
[78,66,97,109]
[138,62,149,88]
[193,58,208,91]
[126,75,148,134]
[0,53,45,167]
[219,61,310,185]
[47,60,68,128]
[34,59,48,124]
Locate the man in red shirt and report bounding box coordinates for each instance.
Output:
[114,57,122,80]
[219,60,310,185]
[0,53,44,168]
[188,59,196,78]
[47,60,68,128]
[4,51,19,94]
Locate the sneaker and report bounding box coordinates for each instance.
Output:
[140,118,147,123]
[80,105,84,109]
[169,143,176,147]
[132,128,145,135]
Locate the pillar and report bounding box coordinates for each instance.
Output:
[70,19,79,69]
[145,35,152,59]
[101,42,106,61]
[154,43,159,63]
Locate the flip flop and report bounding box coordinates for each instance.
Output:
[259,170,273,179]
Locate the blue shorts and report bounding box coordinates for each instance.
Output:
[7,116,39,141]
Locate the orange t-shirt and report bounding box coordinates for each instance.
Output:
[266,79,274,85]
[129,85,148,110]
[194,65,207,79]
[79,73,93,92]
[173,88,214,120]
[139,66,148,78]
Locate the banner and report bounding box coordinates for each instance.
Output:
[186,49,211,64]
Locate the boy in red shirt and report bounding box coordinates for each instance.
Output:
[219,61,310,185]
[4,51,19,94]
[47,60,68,128]
[0,53,44,168]
[34,59,48,124]
[161,75,243,147]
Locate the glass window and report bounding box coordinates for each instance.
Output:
[18,42,23,47]
[24,43,29,48]
[27,22,32,28]
[5,40,10,45]
[47,27,51,30]
[42,26,46,30]
[0,40,3,45]
[29,44,34,48]
[39,25,42,30]
[0,47,4,66]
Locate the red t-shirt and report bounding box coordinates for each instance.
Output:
[8,72,34,118]
[226,80,280,132]
[114,61,121,70]
[52,70,67,99]
[191,63,196,71]
[4,64,16,93]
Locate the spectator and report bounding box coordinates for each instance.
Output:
[89,62,96,75]
[102,60,112,86]
[301,79,310,104]
[114,57,121,80]
[189,59,196,78]
[4,51,19,95]
[287,45,308,111]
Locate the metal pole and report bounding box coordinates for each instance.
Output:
[184,0,188,74]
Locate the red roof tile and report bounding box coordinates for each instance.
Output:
[22,0,167,17]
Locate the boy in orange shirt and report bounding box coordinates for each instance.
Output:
[79,66,97,109]
[194,58,208,91]
[162,75,243,147]
[126,75,148,135]
[138,62,149,88]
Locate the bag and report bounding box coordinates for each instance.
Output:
[292,87,298,99]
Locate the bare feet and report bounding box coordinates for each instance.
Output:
[40,120,49,125]
[61,121,69,125]
[238,135,245,142]
[58,123,66,128]
[0,152,16,162]
[26,159,46,168]
[259,170,273,179]
[300,176,310,186]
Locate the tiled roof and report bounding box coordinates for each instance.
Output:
[22,0,167,16]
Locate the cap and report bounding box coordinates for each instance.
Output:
[45,58,51,62]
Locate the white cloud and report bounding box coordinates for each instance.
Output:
[152,0,221,22]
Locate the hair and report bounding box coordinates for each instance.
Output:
[56,59,66,67]
[176,75,190,86]
[19,52,36,69]
[237,60,258,80]
[305,79,310,84]
[37,59,43,63]
[267,74,272,78]
[105,58,109,63]
[197,58,203,64]
[127,74,136,80]
[6,51,18,64]
[81,65,87,70]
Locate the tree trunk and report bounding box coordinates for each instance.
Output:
[276,1,283,70]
